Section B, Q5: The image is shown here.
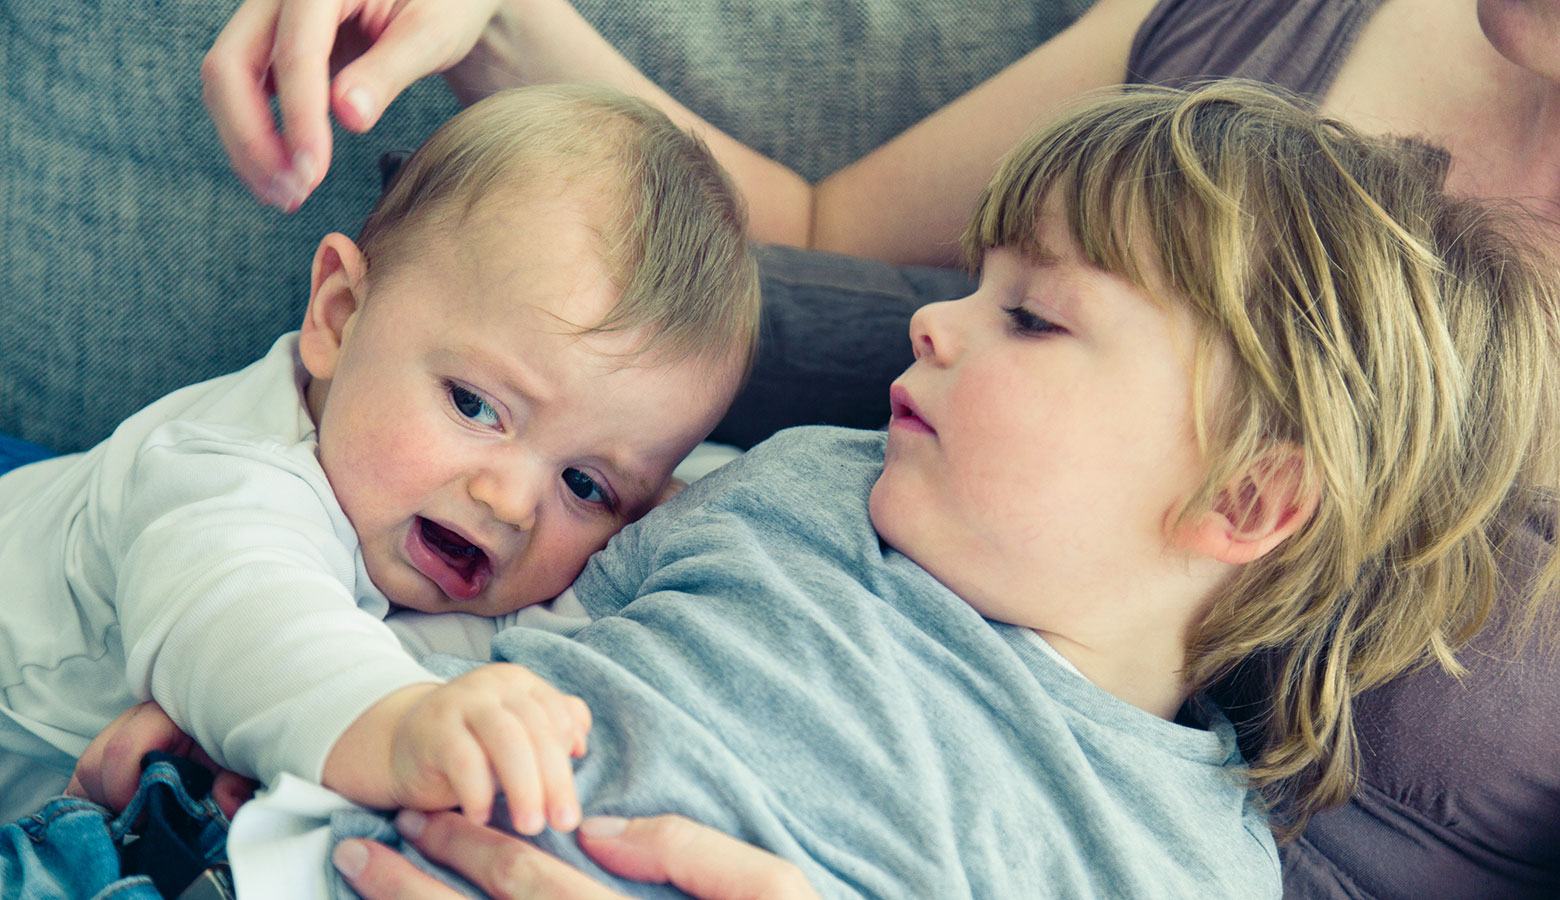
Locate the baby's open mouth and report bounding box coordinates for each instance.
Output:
[408,516,492,601]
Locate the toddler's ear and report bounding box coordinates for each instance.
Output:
[299,233,368,381]
[1177,447,1318,565]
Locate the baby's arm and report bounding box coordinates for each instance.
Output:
[324,663,591,835]
[111,440,452,791]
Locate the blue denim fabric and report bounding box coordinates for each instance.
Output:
[0,755,229,900]
[0,795,159,900]
[0,433,54,476]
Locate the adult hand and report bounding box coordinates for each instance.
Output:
[201,0,501,211]
[66,701,257,819]
[334,809,821,900]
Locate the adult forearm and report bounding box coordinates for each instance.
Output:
[449,0,816,247]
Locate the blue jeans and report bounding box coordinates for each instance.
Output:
[0,433,53,475]
[0,755,230,900]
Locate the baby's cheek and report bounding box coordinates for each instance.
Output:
[538,522,620,594]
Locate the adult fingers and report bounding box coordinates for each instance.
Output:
[210,769,259,820]
[330,3,488,133]
[578,815,820,900]
[267,0,351,207]
[186,743,258,819]
[333,837,472,900]
[201,0,294,206]
[395,810,625,899]
[68,702,192,812]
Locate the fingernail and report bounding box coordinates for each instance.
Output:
[263,169,302,211]
[332,840,369,878]
[285,150,316,210]
[518,809,545,836]
[290,149,317,189]
[579,815,627,838]
[395,808,428,839]
[344,87,374,126]
[260,172,291,209]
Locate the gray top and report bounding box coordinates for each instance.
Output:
[1128,0,1388,100]
[421,426,1279,899]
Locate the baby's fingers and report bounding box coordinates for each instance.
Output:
[440,737,497,828]
[546,692,592,758]
[518,695,584,831]
[483,698,581,835]
[472,710,546,836]
[480,663,591,756]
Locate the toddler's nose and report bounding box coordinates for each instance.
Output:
[908,299,961,364]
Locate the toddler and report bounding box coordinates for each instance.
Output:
[0,84,759,828]
[265,81,1558,898]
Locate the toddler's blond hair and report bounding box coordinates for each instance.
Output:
[966,81,1560,835]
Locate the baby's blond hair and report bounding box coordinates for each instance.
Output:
[966,81,1560,835]
[358,84,759,373]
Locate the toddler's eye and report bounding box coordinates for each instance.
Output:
[562,467,611,507]
[1003,304,1064,336]
[448,383,500,427]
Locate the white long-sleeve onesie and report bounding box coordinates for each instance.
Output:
[0,334,437,821]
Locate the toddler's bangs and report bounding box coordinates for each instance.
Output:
[960,85,1226,309]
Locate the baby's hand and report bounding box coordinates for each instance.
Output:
[390,664,591,835]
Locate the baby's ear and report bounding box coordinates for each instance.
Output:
[298,233,368,381]
[1177,447,1318,565]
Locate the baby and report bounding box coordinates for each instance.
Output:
[0,84,759,828]
[258,81,1556,898]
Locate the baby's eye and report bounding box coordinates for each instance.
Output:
[562,467,612,508]
[1003,304,1065,336]
[448,383,500,428]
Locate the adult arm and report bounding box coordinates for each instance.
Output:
[335,809,821,900]
[203,0,1156,265]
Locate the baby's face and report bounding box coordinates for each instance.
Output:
[869,214,1213,634]
[303,200,738,615]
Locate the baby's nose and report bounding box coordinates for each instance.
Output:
[469,466,540,531]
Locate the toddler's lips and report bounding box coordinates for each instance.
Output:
[888,384,935,436]
[406,517,492,602]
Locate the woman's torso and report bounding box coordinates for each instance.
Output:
[1132,0,1560,219]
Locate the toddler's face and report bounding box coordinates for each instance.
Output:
[302,199,738,616]
[869,212,1214,633]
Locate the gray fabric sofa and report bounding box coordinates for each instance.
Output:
[10,5,1560,900]
[0,0,1091,453]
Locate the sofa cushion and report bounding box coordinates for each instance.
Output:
[0,0,1091,453]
